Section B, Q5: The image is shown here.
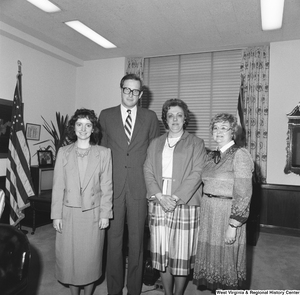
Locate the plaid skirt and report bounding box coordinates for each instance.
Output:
[148,201,200,276]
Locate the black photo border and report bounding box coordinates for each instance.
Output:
[0,98,13,158]
[37,150,54,168]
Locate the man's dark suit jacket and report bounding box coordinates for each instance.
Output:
[99,105,160,200]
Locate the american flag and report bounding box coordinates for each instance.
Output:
[5,62,35,226]
[236,80,246,147]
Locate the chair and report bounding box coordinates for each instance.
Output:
[0,224,31,295]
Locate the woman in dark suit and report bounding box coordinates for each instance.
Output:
[143,99,207,295]
[51,109,113,295]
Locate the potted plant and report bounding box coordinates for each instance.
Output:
[34,112,69,160]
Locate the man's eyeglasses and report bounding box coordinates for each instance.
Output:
[122,87,141,96]
[212,126,231,133]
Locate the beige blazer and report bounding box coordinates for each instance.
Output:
[51,143,113,220]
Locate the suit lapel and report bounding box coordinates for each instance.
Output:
[109,105,143,148]
[81,146,100,191]
[115,106,124,129]
[156,135,165,181]
[114,106,129,148]
[65,144,81,190]
[130,107,144,144]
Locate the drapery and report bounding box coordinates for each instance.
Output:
[240,46,269,183]
[125,57,144,79]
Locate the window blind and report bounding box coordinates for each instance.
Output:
[141,50,242,149]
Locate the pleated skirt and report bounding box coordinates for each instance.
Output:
[193,195,247,289]
[148,202,200,276]
[55,205,105,285]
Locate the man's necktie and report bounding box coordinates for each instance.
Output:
[124,109,132,144]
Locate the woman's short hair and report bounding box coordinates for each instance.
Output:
[210,113,238,135]
[67,108,101,144]
[120,74,143,90]
[161,99,190,130]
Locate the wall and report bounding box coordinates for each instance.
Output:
[267,40,300,185]
[0,34,77,174]
[75,58,126,114]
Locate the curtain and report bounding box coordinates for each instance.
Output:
[240,46,269,183]
[125,57,144,79]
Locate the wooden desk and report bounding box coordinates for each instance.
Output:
[28,190,52,234]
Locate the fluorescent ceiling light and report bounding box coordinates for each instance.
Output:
[260,0,285,31]
[27,0,61,13]
[65,20,117,49]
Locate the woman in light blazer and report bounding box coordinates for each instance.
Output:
[143,99,207,295]
[51,109,113,295]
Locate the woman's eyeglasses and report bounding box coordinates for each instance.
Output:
[212,126,231,133]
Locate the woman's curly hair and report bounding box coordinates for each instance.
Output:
[161,99,190,130]
[67,108,101,144]
[210,113,237,137]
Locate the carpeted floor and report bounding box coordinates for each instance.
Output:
[24,224,300,295]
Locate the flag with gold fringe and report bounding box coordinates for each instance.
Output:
[5,61,35,226]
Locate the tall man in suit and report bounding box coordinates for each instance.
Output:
[99,74,160,295]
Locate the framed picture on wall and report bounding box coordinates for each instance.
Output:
[26,123,41,141]
[0,98,13,158]
[37,150,54,168]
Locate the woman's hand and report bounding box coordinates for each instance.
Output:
[156,193,177,212]
[53,219,62,233]
[225,225,237,244]
[99,218,109,229]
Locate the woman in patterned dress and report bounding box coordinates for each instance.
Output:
[193,113,254,290]
[51,109,113,295]
[143,99,207,295]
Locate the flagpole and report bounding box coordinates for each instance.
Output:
[18,60,22,74]
[17,60,22,101]
[15,60,28,232]
[6,60,35,230]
